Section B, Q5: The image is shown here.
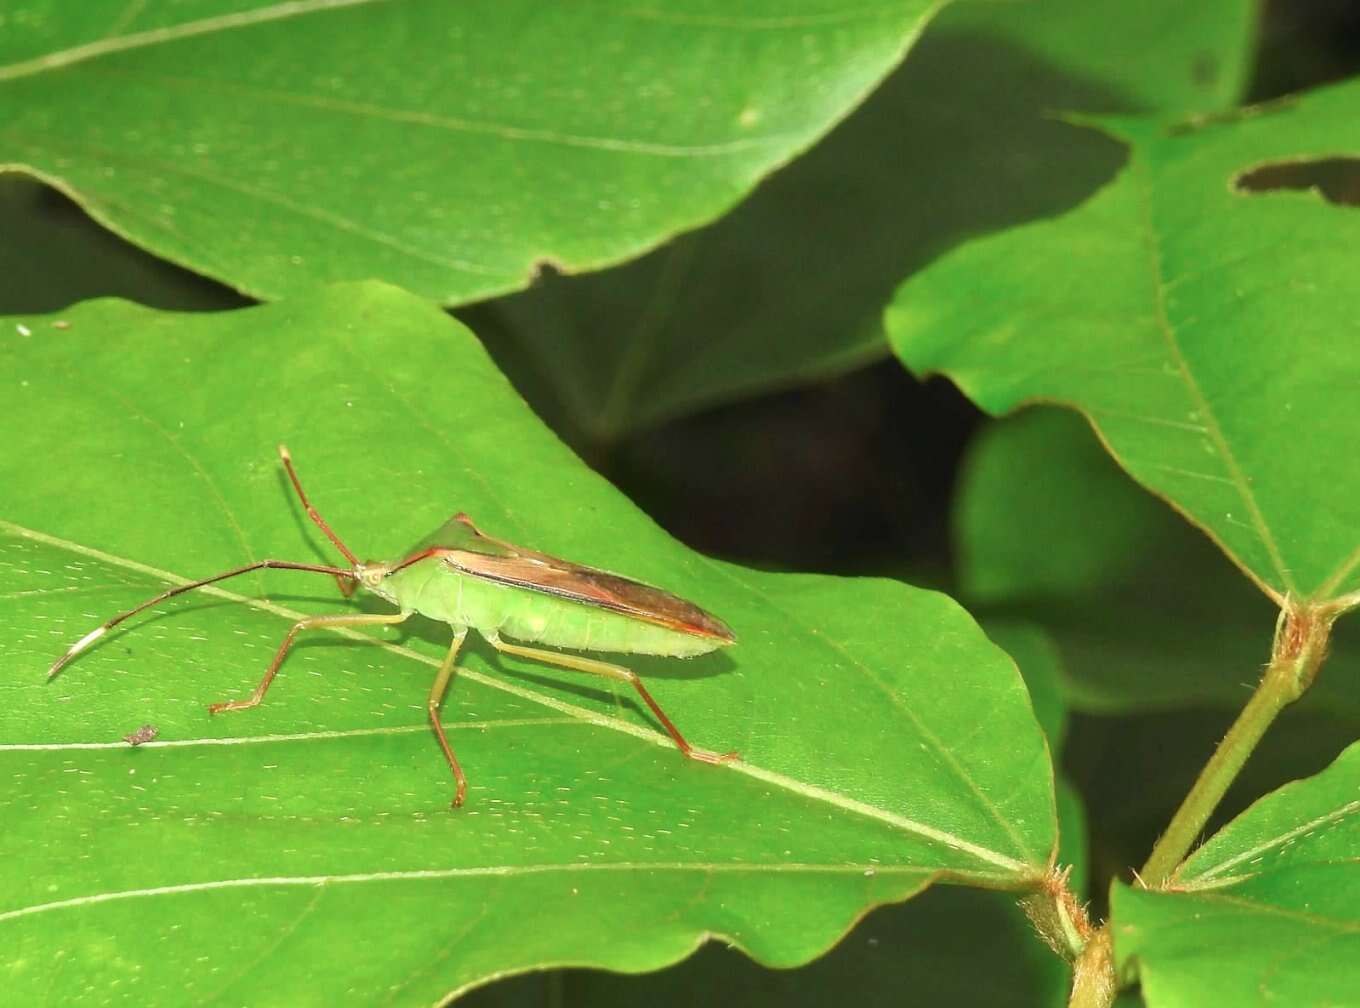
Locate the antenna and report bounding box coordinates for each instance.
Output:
[278,444,359,565]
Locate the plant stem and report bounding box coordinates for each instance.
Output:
[1068,926,1115,1008]
[1139,603,1332,886]
[1021,865,1091,961]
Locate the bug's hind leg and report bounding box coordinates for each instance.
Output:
[429,629,470,808]
[208,612,410,714]
[486,636,738,764]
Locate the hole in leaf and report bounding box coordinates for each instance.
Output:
[1234,157,1360,207]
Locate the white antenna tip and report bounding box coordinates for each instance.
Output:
[48,625,107,680]
[73,625,107,654]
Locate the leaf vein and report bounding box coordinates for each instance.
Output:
[0,0,393,83]
[1130,154,1293,602]
[1184,800,1360,886]
[0,862,957,927]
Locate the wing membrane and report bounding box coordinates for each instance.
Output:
[414,514,733,642]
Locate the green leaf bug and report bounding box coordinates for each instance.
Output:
[49,445,738,806]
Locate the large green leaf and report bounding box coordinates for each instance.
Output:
[0,0,938,304]
[889,78,1360,605]
[465,753,1088,1007]
[1112,741,1360,1006]
[0,284,1055,1002]
[467,0,1257,441]
[953,408,1360,716]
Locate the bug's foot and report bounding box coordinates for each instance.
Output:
[686,747,740,765]
[206,699,249,714]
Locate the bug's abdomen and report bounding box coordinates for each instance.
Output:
[393,560,720,658]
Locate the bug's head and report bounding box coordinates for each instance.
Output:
[354,561,397,602]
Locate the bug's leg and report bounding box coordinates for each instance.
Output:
[487,637,738,764]
[208,612,409,714]
[428,629,470,808]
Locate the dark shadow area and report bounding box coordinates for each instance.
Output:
[1248,0,1360,101]
[462,885,1064,1008]
[0,172,248,314]
[467,26,1134,579]
[617,363,980,578]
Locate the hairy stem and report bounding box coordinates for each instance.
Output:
[1068,926,1115,1008]
[1139,603,1333,886]
[1021,865,1091,962]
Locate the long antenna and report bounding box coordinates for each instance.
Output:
[278,444,359,565]
[47,559,353,681]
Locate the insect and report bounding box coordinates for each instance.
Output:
[122,724,159,747]
[49,446,738,806]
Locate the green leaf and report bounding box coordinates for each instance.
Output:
[957,409,1176,608]
[1175,741,1360,887]
[470,767,1089,1008]
[983,619,1069,751]
[953,408,1360,716]
[0,0,940,305]
[467,0,1257,440]
[941,0,1255,115]
[889,78,1360,606]
[1112,741,1360,1006]
[0,284,1054,1001]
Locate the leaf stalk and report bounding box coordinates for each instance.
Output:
[1021,865,1091,961]
[1138,599,1334,887]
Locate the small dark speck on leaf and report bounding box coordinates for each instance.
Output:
[1234,157,1360,207]
[1192,52,1218,87]
[123,724,159,746]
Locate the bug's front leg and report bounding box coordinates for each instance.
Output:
[208,612,409,713]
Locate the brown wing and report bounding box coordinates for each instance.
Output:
[434,514,734,643]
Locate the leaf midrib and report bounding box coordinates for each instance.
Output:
[1129,152,1294,604]
[0,860,949,928]
[3,517,1033,879]
[0,0,387,84]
